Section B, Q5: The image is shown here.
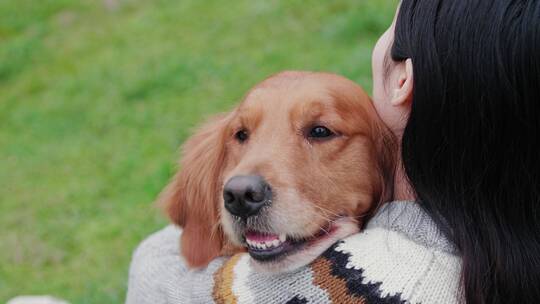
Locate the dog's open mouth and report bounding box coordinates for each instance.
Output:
[243,224,337,262]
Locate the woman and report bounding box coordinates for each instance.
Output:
[373,1,540,303]
[127,1,540,303]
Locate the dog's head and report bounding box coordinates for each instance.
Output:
[160,71,395,271]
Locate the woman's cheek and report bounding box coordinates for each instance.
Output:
[371,30,395,130]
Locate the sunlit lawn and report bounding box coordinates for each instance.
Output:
[0,0,396,302]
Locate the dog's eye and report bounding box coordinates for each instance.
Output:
[235,129,249,143]
[308,126,335,139]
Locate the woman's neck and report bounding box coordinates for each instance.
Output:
[393,153,416,201]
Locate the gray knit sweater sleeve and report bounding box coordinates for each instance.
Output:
[126,202,462,304]
[126,225,186,303]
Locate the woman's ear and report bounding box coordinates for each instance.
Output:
[157,114,231,268]
[391,58,414,106]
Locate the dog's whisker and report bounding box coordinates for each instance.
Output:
[319,225,330,235]
[312,204,341,219]
[319,207,341,219]
[352,212,370,219]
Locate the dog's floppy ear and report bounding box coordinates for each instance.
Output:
[158,114,230,268]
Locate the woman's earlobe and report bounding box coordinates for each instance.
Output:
[391,58,414,106]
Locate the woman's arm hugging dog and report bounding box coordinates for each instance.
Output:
[158,71,396,272]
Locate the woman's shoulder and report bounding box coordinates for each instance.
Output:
[332,226,462,303]
[336,201,463,303]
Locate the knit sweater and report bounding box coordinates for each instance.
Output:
[126,201,462,304]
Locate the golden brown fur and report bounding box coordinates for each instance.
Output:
[159,71,395,269]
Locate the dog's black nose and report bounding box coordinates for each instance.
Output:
[223,175,272,218]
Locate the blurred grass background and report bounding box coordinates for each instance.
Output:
[0,0,396,302]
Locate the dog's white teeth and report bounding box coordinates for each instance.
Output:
[246,235,287,250]
[279,234,286,242]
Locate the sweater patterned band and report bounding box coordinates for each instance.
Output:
[212,241,405,304]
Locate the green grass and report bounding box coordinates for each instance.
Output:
[0,1,396,302]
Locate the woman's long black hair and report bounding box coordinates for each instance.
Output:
[391,1,540,303]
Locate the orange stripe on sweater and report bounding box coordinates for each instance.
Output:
[213,254,243,304]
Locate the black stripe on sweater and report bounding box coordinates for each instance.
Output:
[285,296,308,304]
[321,242,407,304]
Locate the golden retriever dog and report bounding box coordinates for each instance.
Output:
[159,71,395,272]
